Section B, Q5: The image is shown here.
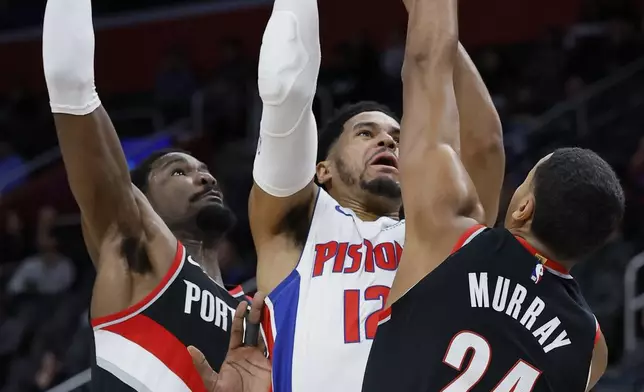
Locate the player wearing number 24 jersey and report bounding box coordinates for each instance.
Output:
[361,0,624,390]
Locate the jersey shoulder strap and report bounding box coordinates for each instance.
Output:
[228,277,257,301]
[451,224,488,253]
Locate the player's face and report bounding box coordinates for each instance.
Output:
[504,154,552,229]
[146,153,234,233]
[320,111,401,200]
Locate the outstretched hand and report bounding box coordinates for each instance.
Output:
[188,293,271,392]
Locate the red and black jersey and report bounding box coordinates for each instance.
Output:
[363,227,600,392]
[228,277,257,302]
[90,242,241,392]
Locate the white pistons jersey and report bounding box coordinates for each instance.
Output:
[261,188,405,392]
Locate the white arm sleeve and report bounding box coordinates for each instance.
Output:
[252,0,321,197]
[42,0,101,115]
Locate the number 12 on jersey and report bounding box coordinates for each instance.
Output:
[442,331,542,391]
[343,286,390,343]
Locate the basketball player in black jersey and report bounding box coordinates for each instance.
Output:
[42,0,263,390]
[361,0,624,391]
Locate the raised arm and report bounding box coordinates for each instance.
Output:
[43,0,172,268]
[455,44,504,226]
[248,0,321,287]
[81,216,99,266]
[391,0,483,301]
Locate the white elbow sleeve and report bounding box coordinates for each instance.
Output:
[42,0,100,115]
[252,0,321,198]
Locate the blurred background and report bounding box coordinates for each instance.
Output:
[0,0,643,390]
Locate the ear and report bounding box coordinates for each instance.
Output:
[511,193,535,223]
[316,161,332,186]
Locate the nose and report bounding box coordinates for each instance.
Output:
[375,132,397,151]
[195,172,217,187]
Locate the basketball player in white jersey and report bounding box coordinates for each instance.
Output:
[249,0,505,390]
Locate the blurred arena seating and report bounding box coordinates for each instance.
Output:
[0,0,643,390]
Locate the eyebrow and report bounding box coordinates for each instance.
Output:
[197,163,209,171]
[353,121,401,134]
[159,157,209,172]
[158,157,185,170]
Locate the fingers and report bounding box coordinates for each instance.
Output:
[229,301,248,351]
[188,345,218,391]
[244,310,259,347]
[243,292,266,347]
[248,292,266,324]
[257,327,268,355]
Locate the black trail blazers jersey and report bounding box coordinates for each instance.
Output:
[90,243,240,392]
[362,226,600,392]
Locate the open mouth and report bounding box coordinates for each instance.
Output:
[370,152,399,170]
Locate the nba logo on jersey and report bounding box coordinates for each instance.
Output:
[531,263,544,284]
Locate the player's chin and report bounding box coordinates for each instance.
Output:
[362,176,401,200]
[373,170,399,184]
[370,164,399,175]
[195,193,225,206]
[195,203,237,233]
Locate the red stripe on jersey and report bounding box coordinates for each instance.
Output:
[229,285,244,298]
[261,304,275,392]
[261,305,275,359]
[104,314,206,392]
[514,236,570,275]
[451,224,486,253]
[378,306,392,323]
[91,242,185,328]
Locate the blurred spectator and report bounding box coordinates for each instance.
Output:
[602,18,643,70]
[629,137,644,192]
[6,207,74,297]
[0,210,31,269]
[6,237,75,297]
[526,28,566,106]
[215,38,252,86]
[0,207,77,391]
[626,137,644,246]
[323,42,360,104]
[202,38,253,147]
[379,31,404,80]
[0,142,26,194]
[574,230,636,363]
[564,74,587,99]
[155,47,197,125]
[476,49,508,108]
[59,311,92,377]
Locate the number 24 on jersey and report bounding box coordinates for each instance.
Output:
[443,331,542,391]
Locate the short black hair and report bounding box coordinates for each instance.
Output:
[130,148,190,193]
[317,101,399,163]
[531,147,625,260]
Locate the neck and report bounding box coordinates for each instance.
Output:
[507,227,573,269]
[175,233,223,285]
[333,193,400,222]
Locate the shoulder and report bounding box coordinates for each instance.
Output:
[58,256,75,270]
[21,256,41,268]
